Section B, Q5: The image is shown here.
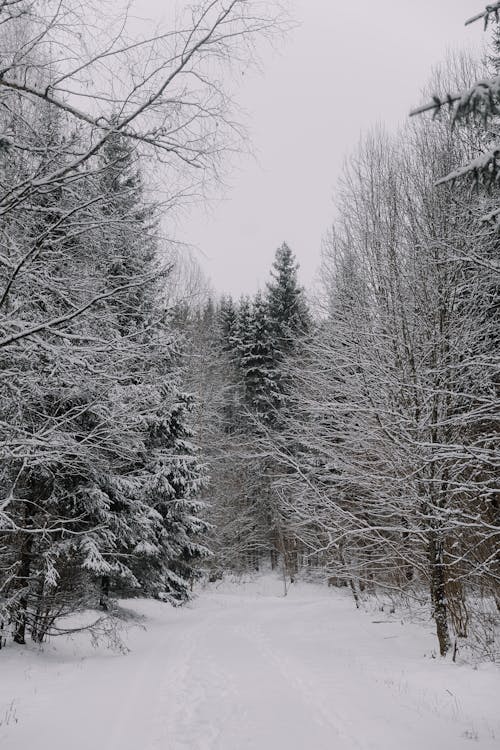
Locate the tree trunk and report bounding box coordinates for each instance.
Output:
[428,533,450,656]
[12,469,54,644]
[99,575,110,610]
[12,534,33,645]
[338,543,360,609]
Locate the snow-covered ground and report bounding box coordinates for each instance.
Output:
[1,574,499,750]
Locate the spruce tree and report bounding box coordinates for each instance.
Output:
[218,295,238,354]
[231,296,253,361]
[84,135,210,609]
[0,112,210,641]
[129,388,210,605]
[239,292,281,420]
[266,242,310,357]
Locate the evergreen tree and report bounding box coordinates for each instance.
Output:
[266,242,310,357]
[231,296,253,361]
[128,388,210,605]
[239,292,281,420]
[82,135,210,609]
[0,108,210,641]
[218,295,238,353]
[98,127,159,333]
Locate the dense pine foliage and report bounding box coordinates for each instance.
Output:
[0,0,277,644]
[175,244,310,577]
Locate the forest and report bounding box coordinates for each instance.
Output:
[0,0,498,669]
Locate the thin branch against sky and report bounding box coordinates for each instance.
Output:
[136,0,484,296]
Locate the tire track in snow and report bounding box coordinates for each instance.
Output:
[106,623,196,750]
[199,605,355,750]
[234,619,369,750]
[153,619,244,750]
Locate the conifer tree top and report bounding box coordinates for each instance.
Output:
[266,242,310,351]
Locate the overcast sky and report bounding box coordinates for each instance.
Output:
[145,1,485,297]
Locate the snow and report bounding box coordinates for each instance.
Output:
[1,574,499,750]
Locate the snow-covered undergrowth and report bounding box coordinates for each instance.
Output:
[1,573,499,750]
[345,586,500,665]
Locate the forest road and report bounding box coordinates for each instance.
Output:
[1,576,499,750]
[100,581,500,750]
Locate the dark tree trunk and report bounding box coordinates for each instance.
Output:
[338,543,360,608]
[99,575,110,610]
[428,533,450,656]
[12,469,54,644]
[13,534,33,645]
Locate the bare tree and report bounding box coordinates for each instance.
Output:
[269,54,499,657]
[0,0,285,344]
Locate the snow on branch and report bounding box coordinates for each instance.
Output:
[465,2,500,28]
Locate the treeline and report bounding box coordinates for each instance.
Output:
[0,0,279,645]
[0,93,210,644]
[175,243,310,575]
[1,0,498,663]
[182,49,499,658]
[274,109,498,657]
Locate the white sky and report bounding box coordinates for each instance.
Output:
[142,1,485,296]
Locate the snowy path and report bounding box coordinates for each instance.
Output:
[1,576,499,750]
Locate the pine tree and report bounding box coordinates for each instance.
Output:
[98,128,159,333]
[266,242,310,357]
[218,295,238,353]
[231,296,253,360]
[0,108,210,641]
[128,388,210,605]
[239,292,281,420]
[79,136,210,610]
